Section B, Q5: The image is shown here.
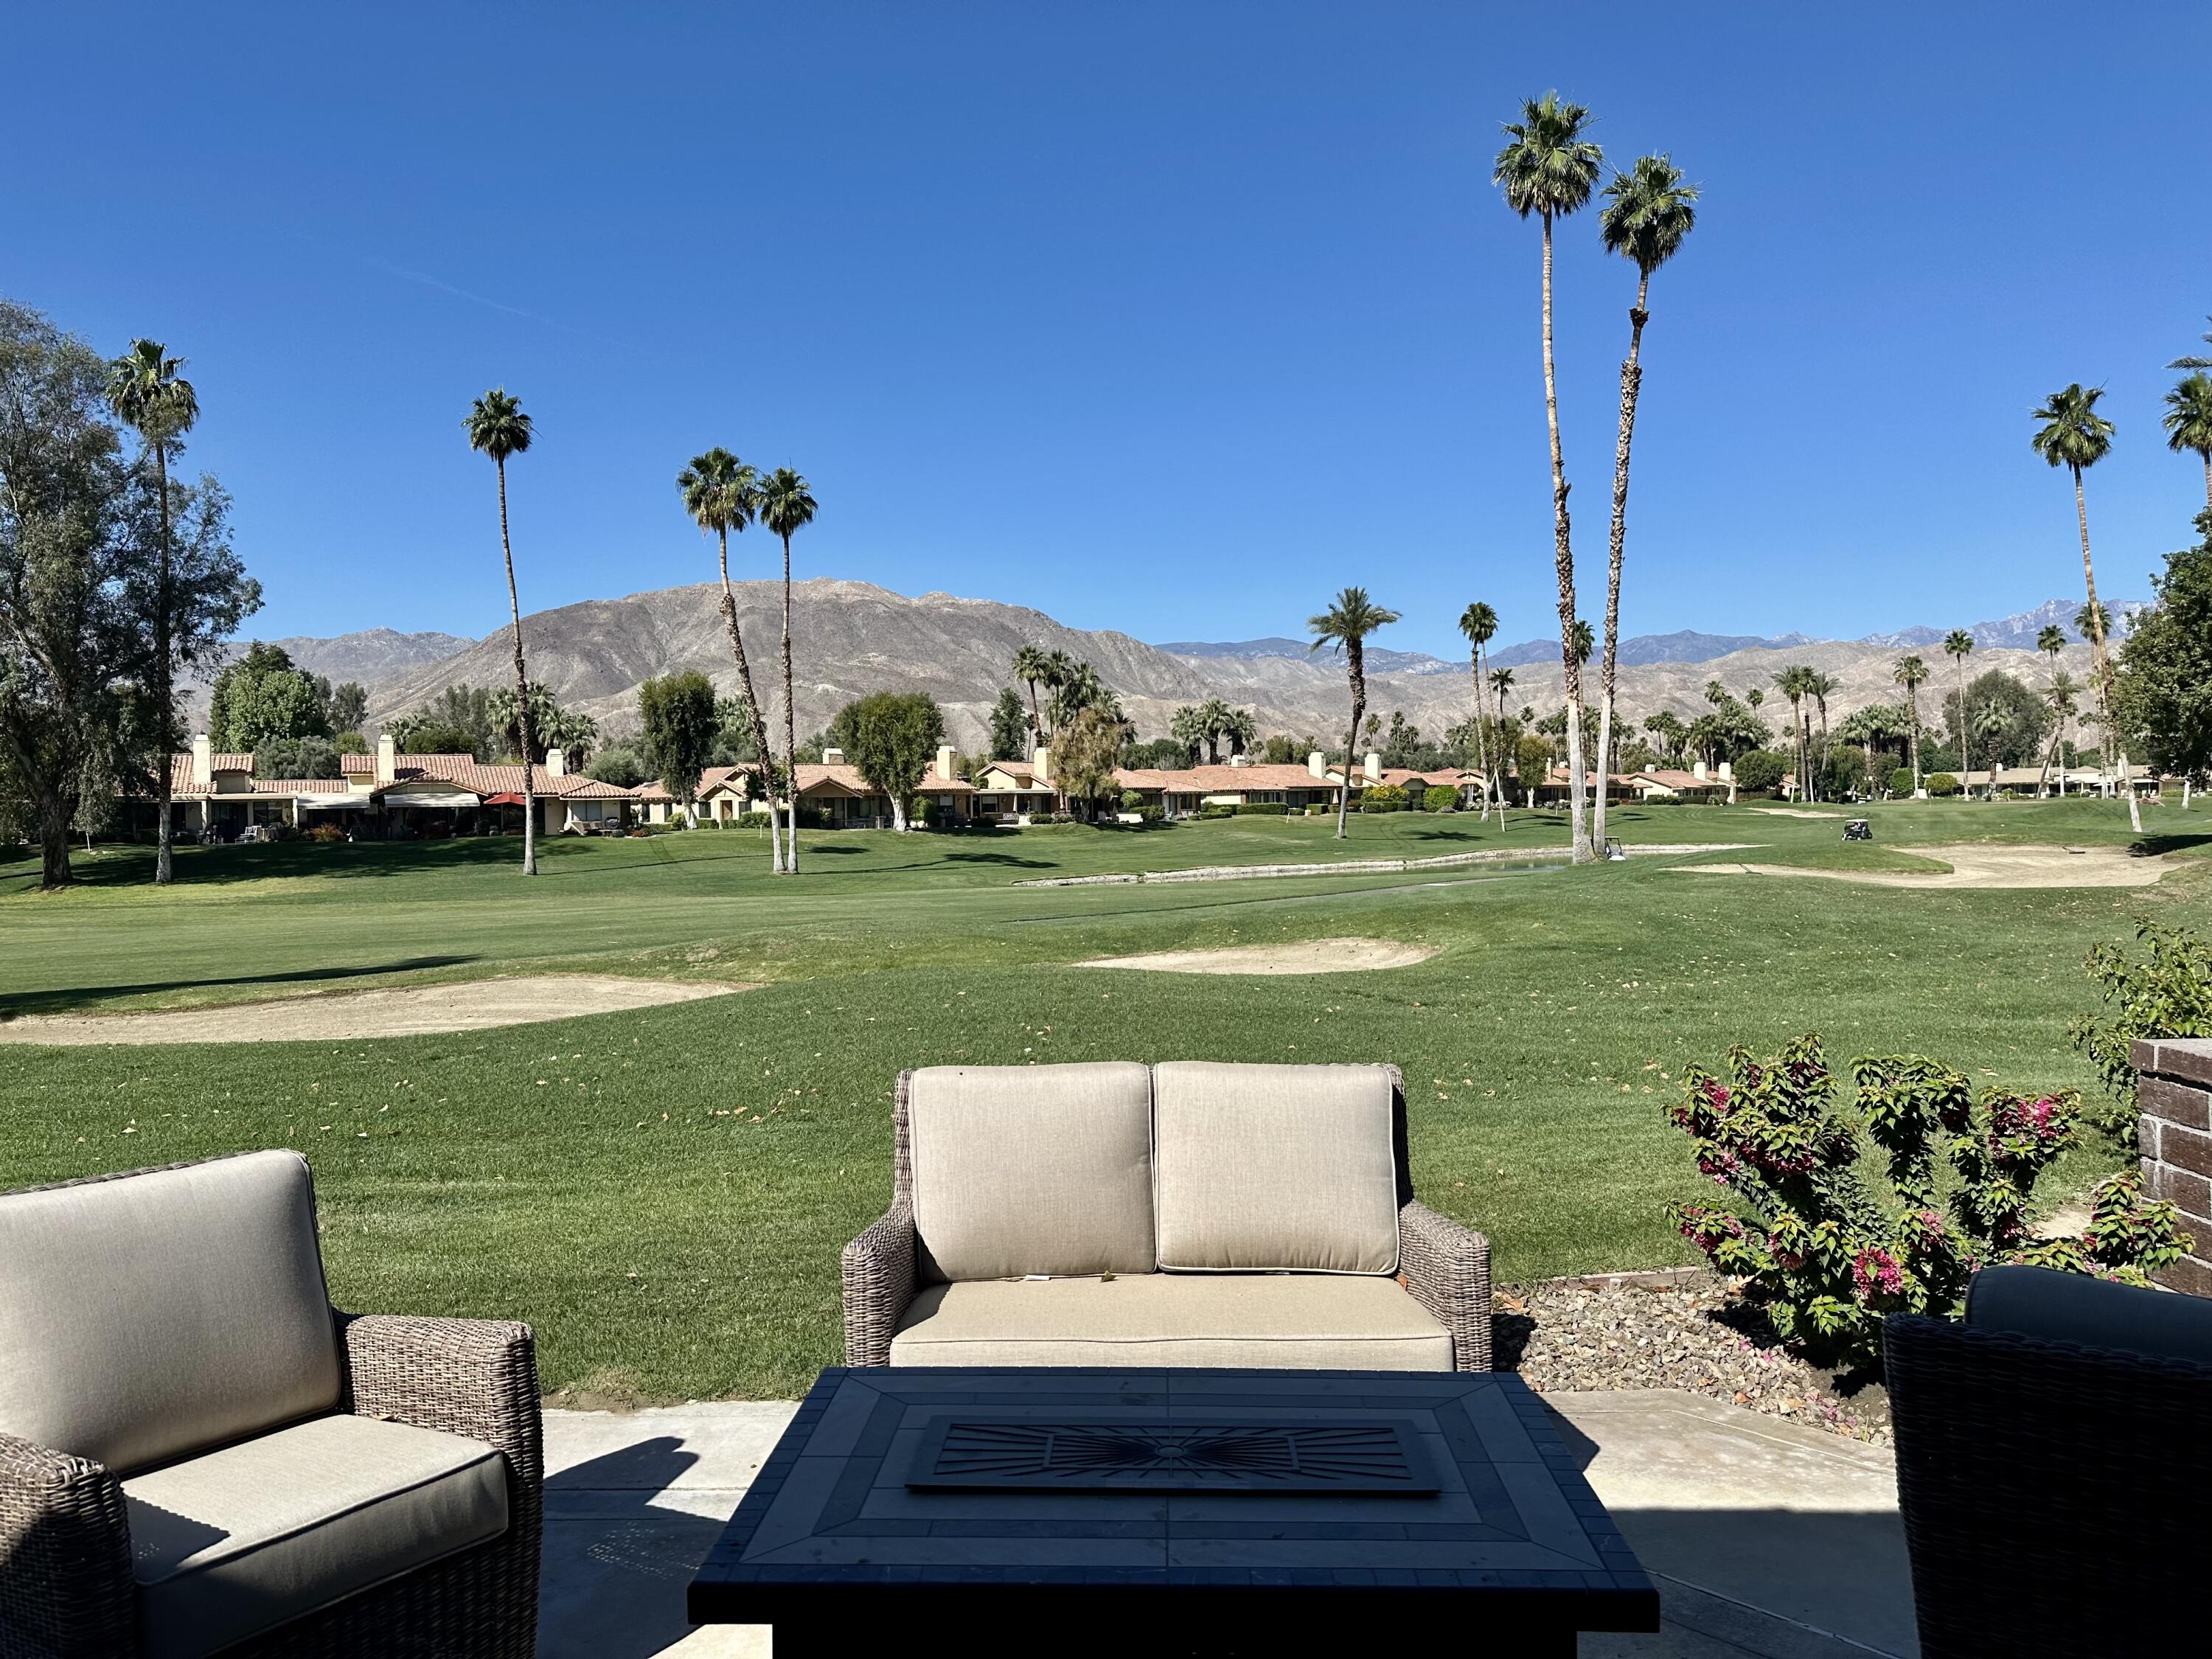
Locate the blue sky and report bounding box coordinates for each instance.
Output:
[11,3,2211,658]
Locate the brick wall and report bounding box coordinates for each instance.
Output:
[2135,1037,2212,1296]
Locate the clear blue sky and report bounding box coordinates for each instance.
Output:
[12,3,2210,658]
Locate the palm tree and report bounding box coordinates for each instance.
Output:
[1771,667,1807,800]
[2171,317,2212,371]
[1309,588,1402,840]
[1805,671,1837,801]
[1169,704,1208,767]
[1893,655,1929,790]
[1458,602,1498,820]
[757,467,817,872]
[1593,153,1697,851]
[465,389,540,875]
[1012,646,1052,757]
[1040,650,1075,740]
[2034,625,2065,796]
[1942,630,1975,795]
[2162,372,2212,512]
[1495,92,1604,863]
[2044,669,2080,796]
[105,341,198,886]
[678,447,781,870]
[2030,384,2125,821]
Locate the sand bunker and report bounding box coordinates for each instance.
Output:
[1673,844,2168,891]
[0,975,755,1046]
[1077,937,1439,975]
[1749,807,1849,820]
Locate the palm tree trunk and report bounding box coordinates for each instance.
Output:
[779,532,799,872]
[1593,273,1652,853]
[1468,649,1490,823]
[497,457,537,877]
[1025,681,1041,759]
[2072,464,2122,818]
[1907,688,1921,790]
[1537,210,1591,863]
[152,441,175,884]
[1336,646,1363,841]
[714,527,784,872]
[1954,659,1969,800]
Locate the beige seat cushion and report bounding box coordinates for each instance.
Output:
[888,1273,1451,1369]
[908,1062,1155,1281]
[1152,1061,1400,1274]
[124,1413,509,1659]
[0,1151,340,1472]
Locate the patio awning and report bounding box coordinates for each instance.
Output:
[295,793,361,810]
[379,787,480,809]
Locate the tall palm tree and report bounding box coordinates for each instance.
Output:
[2034,624,2065,796]
[1012,646,1052,757]
[1592,153,1697,851]
[2162,372,2212,512]
[106,340,198,886]
[2171,318,2212,371]
[1942,630,1975,795]
[465,389,540,875]
[2044,669,2080,796]
[678,447,781,870]
[1040,650,1075,740]
[1489,664,1517,821]
[1771,667,1807,800]
[2030,384,2124,818]
[1495,92,1604,863]
[1804,671,1837,801]
[1309,588,1402,840]
[757,467,817,872]
[1893,655,1929,790]
[1458,602,1498,821]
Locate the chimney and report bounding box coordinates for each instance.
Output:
[191,734,212,788]
[1033,745,1051,786]
[821,746,845,766]
[376,731,397,785]
[1717,759,1733,780]
[1308,749,1326,779]
[1692,759,1708,782]
[546,747,566,778]
[1229,753,1251,768]
[1363,751,1382,782]
[936,744,956,782]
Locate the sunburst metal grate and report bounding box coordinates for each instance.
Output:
[908,1417,1438,1494]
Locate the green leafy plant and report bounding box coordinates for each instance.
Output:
[1888,766,1916,796]
[1231,801,1289,816]
[1425,785,1459,812]
[2072,920,2212,1144]
[1360,782,1409,813]
[1666,1033,2189,1370]
[1925,771,1960,796]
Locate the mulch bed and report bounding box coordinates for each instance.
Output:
[1494,1269,1892,1443]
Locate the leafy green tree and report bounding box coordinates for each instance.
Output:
[2031,383,2125,822]
[1893,655,1930,788]
[678,445,779,869]
[465,387,540,875]
[987,686,1028,762]
[2162,372,2212,513]
[213,650,330,751]
[757,467,817,872]
[1514,732,1554,806]
[1732,748,1787,793]
[1941,669,2051,771]
[256,735,341,780]
[1593,152,1697,849]
[2113,510,2212,785]
[1496,91,1604,862]
[585,744,648,788]
[829,691,946,831]
[1054,704,1130,818]
[1308,586,1402,839]
[326,680,367,733]
[639,672,719,809]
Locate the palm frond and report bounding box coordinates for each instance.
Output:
[1599,154,1699,274]
[465,389,534,462]
[1492,91,1604,220]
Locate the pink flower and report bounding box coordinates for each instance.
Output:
[1851,1248,1904,1302]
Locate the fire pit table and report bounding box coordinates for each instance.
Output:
[688,1367,1658,1656]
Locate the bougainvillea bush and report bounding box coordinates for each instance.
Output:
[1666,1033,2191,1370]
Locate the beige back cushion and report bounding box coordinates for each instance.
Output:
[1152,1062,1400,1273]
[908,1063,1155,1281]
[0,1151,341,1473]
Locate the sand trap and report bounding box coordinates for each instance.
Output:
[1749,807,1849,820]
[1672,844,2168,891]
[1077,937,1439,975]
[0,975,756,1046]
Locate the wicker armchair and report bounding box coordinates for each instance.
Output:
[1885,1266,2212,1658]
[0,1154,540,1659]
[843,1062,1492,1371]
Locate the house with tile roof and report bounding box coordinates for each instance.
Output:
[650,746,979,828]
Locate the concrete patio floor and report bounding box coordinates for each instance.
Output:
[539,1388,1916,1658]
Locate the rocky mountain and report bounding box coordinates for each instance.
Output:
[1484,628,1815,669]
[1860,597,2143,652]
[262,627,477,685]
[1157,637,1458,676]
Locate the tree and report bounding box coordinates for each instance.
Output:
[2031,383,2128,824]
[1942,630,1975,794]
[757,467,816,872]
[1642,709,1687,763]
[487,682,563,762]
[1496,91,1604,863]
[1489,665,1517,815]
[987,687,1028,762]
[1168,703,1208,768]
[1012,645,1052,754]
[1308,587,1401,839]
[2035,625,2066,793]
[829,691,945,830]
[1457,602,1498,820]
[1733,748,1787,793]
[1514,733,1553,806]
[586,744,648,788]
[327,680,367,734]
[2162,372,2212,512]
[465,388,540,875]
[1054,703,1129,818]
[712,693,760,765]
[2172,317,2212,372]
[1893,655,1930,789]
[209,642,329,751]
[678,445,781,871]
[1804,671,1838,803]
[1593,153,1697,851]
[1772,666,1809,800]
[2113,509,2212,787]
[105,339,199,883]
[1048,660,1121,730]
[639,671,718,808]
[1219,706,1257,757]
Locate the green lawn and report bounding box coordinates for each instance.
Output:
[2,796,2204,1400]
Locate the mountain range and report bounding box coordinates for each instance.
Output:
[240,585,2139,755]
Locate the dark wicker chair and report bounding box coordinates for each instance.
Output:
[0,1154,540,1659]
[1885,1266,2212,1658]
[842,1062,1492,1371]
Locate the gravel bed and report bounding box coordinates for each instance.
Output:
[1495,1270,1891,1443]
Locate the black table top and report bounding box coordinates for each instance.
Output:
[689,1367,1658,1650]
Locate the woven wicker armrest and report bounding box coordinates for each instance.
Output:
[1399,1200,1493,1371]
[841,1197,917,1368]
[337,1313,543,1492]
[0,1429,136,1658]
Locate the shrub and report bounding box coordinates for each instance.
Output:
[1732,748,1788,794]
[1888,767,1916,796]
[1135,806,1164,824]
[2071,921,2212,1146]
[1360,783,1409,813]
[1198,802,1236,818]
[305,823,345,844]
[735,812,774,829]
[1231,801,1289,816]
[1120,789,1145,810]
[1424,785,1458,813]
[1925,771,1960,796]
[1305,803,1329,817]
[1666,1032,2189,1371]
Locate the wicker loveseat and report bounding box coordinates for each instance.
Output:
[0,1152,541,1659]
[841,1061,1491,1371]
